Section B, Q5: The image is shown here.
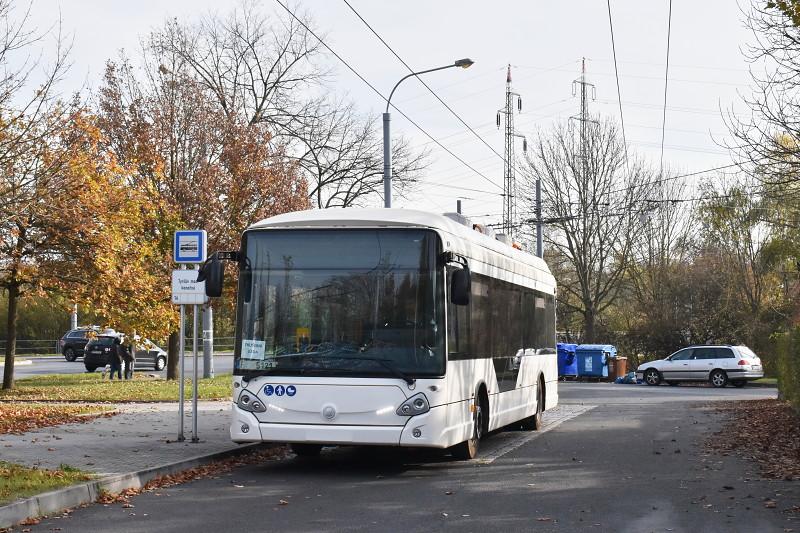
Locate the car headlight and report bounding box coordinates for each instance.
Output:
[396,393,430,416]
[237,389,266,413]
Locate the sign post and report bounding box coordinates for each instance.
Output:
[172,230,207,443]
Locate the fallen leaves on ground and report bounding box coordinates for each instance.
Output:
[708,399,800,480]
[0,404,115,435]
[96,446,290,505]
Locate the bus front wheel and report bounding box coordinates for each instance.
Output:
[451,391,487,460]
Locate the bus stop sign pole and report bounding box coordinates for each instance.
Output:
[172,230,208,443]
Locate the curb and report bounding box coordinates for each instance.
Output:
[0,360,32,366]
[0,442,268,529]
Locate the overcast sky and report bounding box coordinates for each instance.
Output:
[25,0,754,222]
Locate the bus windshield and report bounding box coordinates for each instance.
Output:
[234,229,445,378]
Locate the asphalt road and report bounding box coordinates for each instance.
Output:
[12,355,234,378]
[22,383,796,533]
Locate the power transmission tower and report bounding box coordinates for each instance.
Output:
[497,64,526,238]
[570,58,597,181]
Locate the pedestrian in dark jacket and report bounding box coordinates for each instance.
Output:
[122,338,135,380]
[109,337,123,380]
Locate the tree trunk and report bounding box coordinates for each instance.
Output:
[167,330,179,380]
[583,307,596,344]
[2,284,20,390]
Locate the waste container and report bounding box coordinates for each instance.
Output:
[608,356,628,380]
[557,343,578,378]
[576,344,616,379]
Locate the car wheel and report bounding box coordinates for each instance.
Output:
[732,380,746,388]
[155,356,166,371]
[667,381,679,386]
[64,347,77,362]
[291,443,322,457]
[85,365,96,373]
[644,368,662,386]
[710,369,728,388]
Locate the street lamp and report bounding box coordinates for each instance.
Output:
[383,58,474,208]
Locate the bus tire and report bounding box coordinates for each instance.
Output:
[451,388,487,460]
[521,378,545,431]
[291,443,323,457]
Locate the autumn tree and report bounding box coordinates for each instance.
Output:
[149,4,426,208]
[96,34,309,377]
[1,109,134,389]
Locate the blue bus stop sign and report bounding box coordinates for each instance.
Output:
[174,230,207,264]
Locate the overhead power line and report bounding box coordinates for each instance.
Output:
[606,0,628,172]
[660,0,673,175]
[273,0,503,191]
[341,0,505,165]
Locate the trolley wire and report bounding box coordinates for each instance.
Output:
[341,0,505,165]
[606,0,629,172]
[274,0,503,191]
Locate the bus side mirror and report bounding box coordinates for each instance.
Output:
[197,253,224,297]
[451,267,471,306]
[242,262,252,304]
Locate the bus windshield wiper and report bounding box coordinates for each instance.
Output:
[271,352,415,386]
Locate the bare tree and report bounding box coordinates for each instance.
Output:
[151,2,325,128]
[521,119,654,342]
[280,98,427,208]
[725,3,800,183]
[0,1,73,219]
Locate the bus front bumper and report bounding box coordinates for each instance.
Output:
[230,404,452,448]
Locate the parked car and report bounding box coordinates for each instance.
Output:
[59,326,101,361]
[636,345,763,388]
[84,334,167,372]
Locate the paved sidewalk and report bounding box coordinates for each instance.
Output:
[0,401,242,475]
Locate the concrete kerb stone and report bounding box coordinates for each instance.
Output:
[0,442,268,529]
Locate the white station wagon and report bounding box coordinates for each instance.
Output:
[636,345,763,388]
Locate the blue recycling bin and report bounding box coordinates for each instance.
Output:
[557,343,578,377]
[576,344,616,379]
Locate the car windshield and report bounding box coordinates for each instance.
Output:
[91,337,116,346]
[233,229,445,378]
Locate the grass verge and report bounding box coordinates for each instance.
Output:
[0,404,115,435]
[753,377,777,385]
[0,373,232,402]
[0,462,92,506]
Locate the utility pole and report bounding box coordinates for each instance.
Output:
[497,65,526,238]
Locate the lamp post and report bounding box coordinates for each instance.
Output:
[383,58,474,208]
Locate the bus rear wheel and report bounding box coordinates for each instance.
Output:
[521,380,544,431]
[451,392,487,460]
[291,443,322,457]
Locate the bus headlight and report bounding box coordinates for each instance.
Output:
[396,393,430,416]
[237,390,266,413]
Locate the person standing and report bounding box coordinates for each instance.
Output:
[109,337,123,380]
[122,337,135,380]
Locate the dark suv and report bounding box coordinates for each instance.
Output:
[84,335,168,372]
[59,327,100,361]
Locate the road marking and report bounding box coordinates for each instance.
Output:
[474,404,597,464]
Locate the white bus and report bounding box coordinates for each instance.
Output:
[202,208,557,460]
